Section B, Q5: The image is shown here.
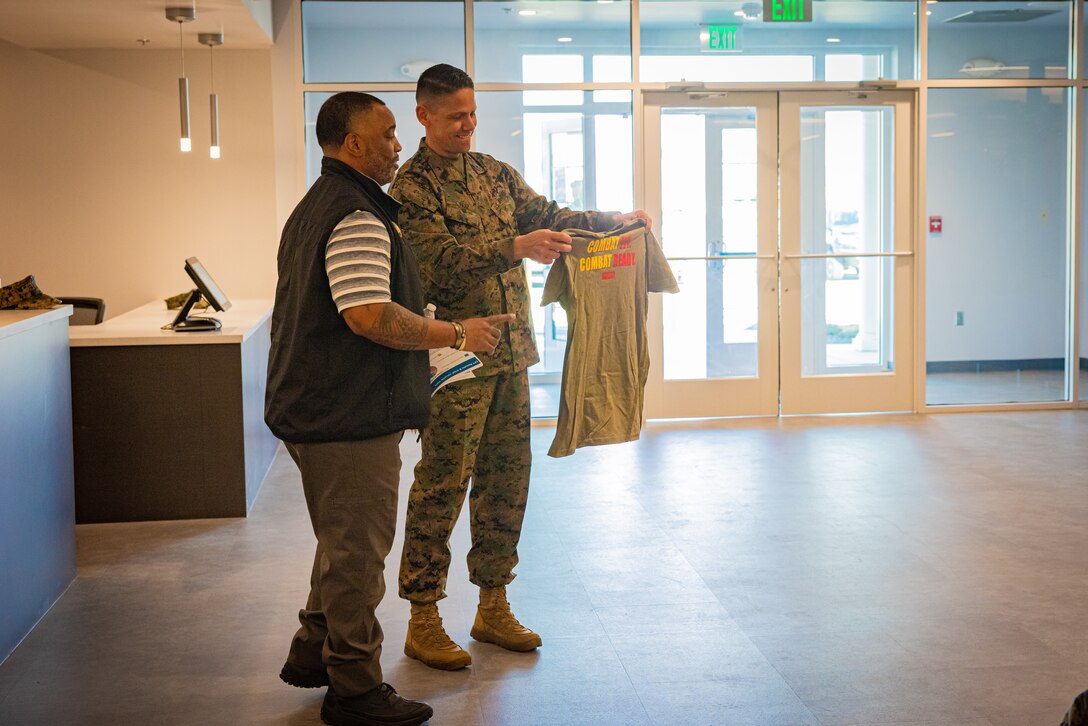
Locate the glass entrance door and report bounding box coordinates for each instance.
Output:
[642,92,780,418]
[643,90,915,418]
[778,91,914,414]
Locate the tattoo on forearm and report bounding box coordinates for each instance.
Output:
[370,303,428,350]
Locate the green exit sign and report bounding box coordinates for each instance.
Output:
[701,25,742,52]
[763,0,812,22]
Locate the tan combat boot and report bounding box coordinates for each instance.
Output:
[404,603,472,670]
[470,586,542,651]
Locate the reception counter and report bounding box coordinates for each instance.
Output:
[68,300,278,523]
[0,306,75,664]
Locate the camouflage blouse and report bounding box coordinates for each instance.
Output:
[391,139,614,376]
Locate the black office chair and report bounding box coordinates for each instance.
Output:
[60,297,106,325]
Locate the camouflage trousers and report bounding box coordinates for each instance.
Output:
[398,369,531,603]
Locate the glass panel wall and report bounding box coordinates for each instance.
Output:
[298,0,1085,414]
[639,0,916,82]
[928,0,1073,79]
[474,0,631,83]
[301,1,465,82]
[926,88,1071,405]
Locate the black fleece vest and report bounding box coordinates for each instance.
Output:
[265,157,430,443]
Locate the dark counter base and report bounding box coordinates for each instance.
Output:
[71,321,275,523]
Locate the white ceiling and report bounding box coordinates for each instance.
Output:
[0,0,274,50]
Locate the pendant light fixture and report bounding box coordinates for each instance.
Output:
[198,32,224,159]
[166,6,196,153]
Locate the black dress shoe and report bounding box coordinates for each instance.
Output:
[279,661,329,688]
[320,683,433,726]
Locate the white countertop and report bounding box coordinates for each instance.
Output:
[0,306,73,343]
[69,299,273,347]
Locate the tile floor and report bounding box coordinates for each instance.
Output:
[535,369,1088,417]
[0,411,1086,725]
[925,369,1083,406]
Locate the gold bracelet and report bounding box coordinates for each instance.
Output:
[452,320,467,351]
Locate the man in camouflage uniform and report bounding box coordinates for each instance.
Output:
[390,63,652,670]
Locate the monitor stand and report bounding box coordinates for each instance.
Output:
[168,289,222,332]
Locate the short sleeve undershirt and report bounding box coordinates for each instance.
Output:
[326,210,392,313]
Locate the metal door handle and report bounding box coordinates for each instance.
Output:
[666,254,776,261]
[782,251,913,259]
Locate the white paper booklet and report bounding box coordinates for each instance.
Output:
[429,347,481,396]
[423,303,481,396]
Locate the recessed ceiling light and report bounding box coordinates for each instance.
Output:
[826,37,841,43]
[736,3,762,20]
[557,36,573,42]
[518,9,537,15]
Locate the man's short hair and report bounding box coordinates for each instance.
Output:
[416,64,474,105]
[316,92,386,151]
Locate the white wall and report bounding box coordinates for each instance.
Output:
[0,40,280,318]
[925,87,1068,363]
[1082,108,1088,376]
[1082,224,1087,371]
[925,29,1070,363]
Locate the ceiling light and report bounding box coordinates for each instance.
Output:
[166,6,196,153]
[960,57,1006,76]
[736,2,762,20]
[518,9,537,16]
[557,36,573,42]
[199,32,224,160]
[826,37,841,43]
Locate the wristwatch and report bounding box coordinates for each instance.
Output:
[451,320,467,351]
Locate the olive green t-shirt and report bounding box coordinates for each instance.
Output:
[541,221,678,458]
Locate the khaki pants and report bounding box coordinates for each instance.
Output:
[285,432,402,697]
[399,370,532,603]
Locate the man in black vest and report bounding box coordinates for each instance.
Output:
[266,92,512,726]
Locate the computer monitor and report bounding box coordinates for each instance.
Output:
[167,257,232,332]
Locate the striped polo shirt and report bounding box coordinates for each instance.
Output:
[325,210,392,312]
